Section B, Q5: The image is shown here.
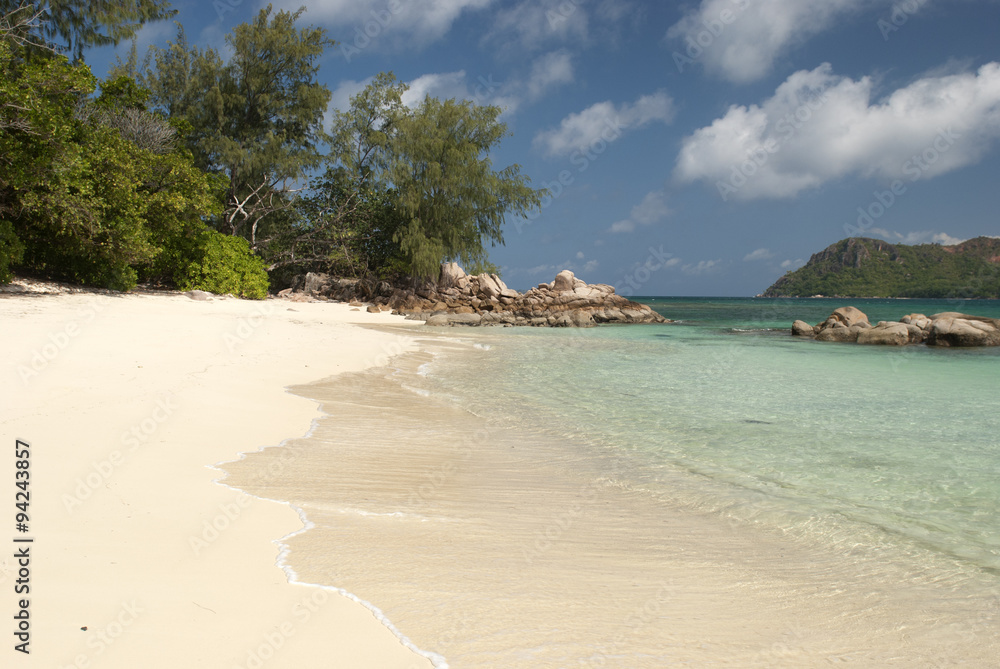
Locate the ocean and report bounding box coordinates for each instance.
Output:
[226,297,1000,667]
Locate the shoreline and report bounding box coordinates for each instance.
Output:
[223,328,1000,667]
[1,288,438,668]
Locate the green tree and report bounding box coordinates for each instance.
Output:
[1,0,175,60]
[315,73,543,279]
[139,7,333,247]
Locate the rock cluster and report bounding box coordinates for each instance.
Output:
[283,263,667,327]
[792,307,1000,346]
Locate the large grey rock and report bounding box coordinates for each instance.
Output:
[792,320,816,337]
[447,312,483,326]
[927,316,1000,347]
[857,321,918,346]
[438,262,467,290]
[829,306,870,328]
[303,272,330,294]
[476,273,502,299]
[900,313,932,330]
[552,270,575,292]
[815,326,859,342]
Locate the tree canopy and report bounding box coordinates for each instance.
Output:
[1,3,543,294]
[1,0,175,60]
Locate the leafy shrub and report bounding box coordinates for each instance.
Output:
[0,220,24,284]
[177,231,269,299]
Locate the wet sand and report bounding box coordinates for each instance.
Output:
[223,337,999,668]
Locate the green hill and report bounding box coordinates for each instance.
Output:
[762,237,1000,298]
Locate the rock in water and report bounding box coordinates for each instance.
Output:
[829,306,870,328]
[791,320,816,337]
[857,321,921,346]
[791,307,999,347]
[927,315,1000,347]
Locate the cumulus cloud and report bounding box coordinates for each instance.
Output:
[534,91,675,157]
[682,259,722,275]
[666,0,876,83]
[271,0,493,49]
[780,258,805,270]
[675,62,1000,200]
[609,220,635,234]
[743,248,774,261]
[483,0,589,53]
[526,50,575,100]
[608,190,671,233]
[869,228,967,245]
[400,71,473,106]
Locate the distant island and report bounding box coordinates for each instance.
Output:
[762,237,1000,298]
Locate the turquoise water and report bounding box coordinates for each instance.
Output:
[421,298,1000,578]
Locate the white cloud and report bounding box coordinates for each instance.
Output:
[682,259,721,275]
[576,251,585,259]
[781,258,805,270]
[666,0,877,83]
[869,228,967,246]
[609,220,635,234]
[631,191,671,224]
[675,62,1000,200]
[483,0,589,53]
[272,0,494,49]
[583,259,600,273]
[743,248,773,261]
[534,91,675,157]
[526,50,575,100]
[328,77,374,114]
[400,71,472,107]
[608,190,672,233]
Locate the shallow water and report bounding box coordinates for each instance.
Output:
[224,298,1000,667]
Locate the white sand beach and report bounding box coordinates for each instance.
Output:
[0,286,436,669]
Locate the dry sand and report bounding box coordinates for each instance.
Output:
[0,285,437,668]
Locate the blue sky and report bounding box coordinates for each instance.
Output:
[90,0,1000,296]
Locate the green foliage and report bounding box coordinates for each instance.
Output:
[0,36,232,292]
[176,230,269,299]
[0,219,23,283]
[764,237,1000,298]
[139,9,333,245]
[317,73,543,279]
[1,0,176,60]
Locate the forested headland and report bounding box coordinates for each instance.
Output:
[0,1,542,298]
[763,237,1000,298]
